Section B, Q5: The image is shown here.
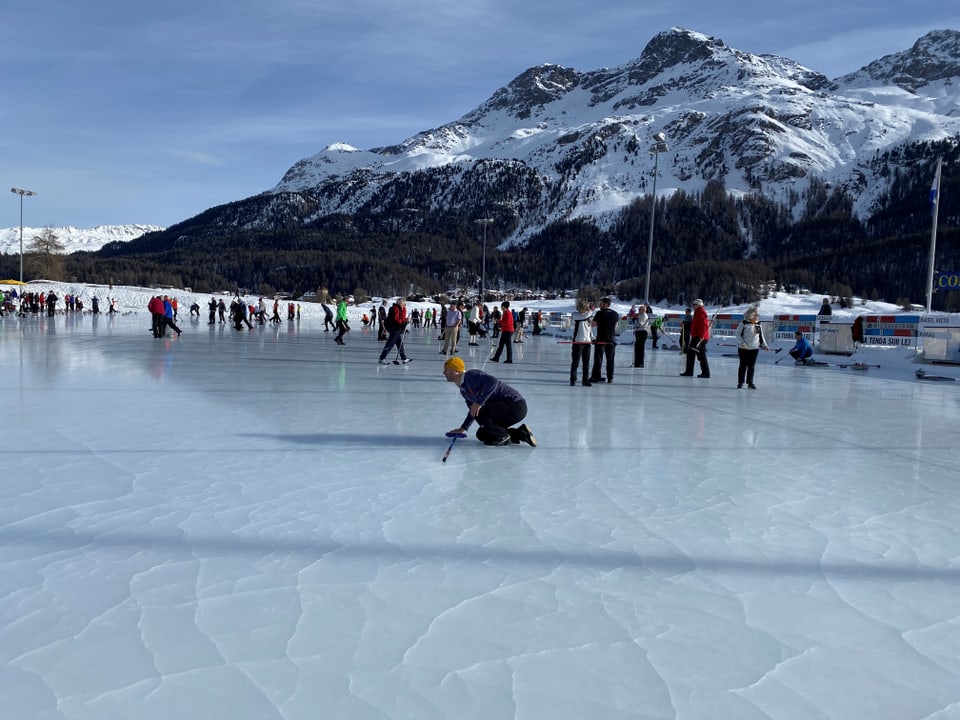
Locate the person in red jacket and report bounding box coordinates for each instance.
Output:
[680,298,711,378]
[490,300,514,363]
[148,295,165,338]
[378,299,412,364]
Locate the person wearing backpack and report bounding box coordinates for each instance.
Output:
[378,299,412,364]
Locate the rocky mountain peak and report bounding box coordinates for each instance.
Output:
[838,29,960,90]
[638,27,725,73]
[475,64,581,120]
[260,27,959,244]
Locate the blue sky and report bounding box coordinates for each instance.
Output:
[2,1,958,229]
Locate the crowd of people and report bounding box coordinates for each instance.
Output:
[140,291,821,395]
[1,287,119,317]
[10,288,834,450]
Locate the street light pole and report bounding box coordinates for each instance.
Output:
[474,218,494,303]
[10,187,37,287]
[643,133,668,306]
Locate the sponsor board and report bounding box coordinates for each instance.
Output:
[864,336,914,346]
[863,315,919,347]
[935,272,960,289]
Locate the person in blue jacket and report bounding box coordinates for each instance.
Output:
[789,331,813,364]
[442,357,536,447]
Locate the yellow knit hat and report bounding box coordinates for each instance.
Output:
[443,357,465,373]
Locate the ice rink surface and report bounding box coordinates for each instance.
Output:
[2,312,959,719]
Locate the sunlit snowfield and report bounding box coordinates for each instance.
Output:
[2,309,959,720]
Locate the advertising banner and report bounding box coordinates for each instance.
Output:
[710,313,743,338]
[774,314,817,340]
[935,272,960,291]
[863,315,919,347]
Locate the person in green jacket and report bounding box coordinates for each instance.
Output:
[650,312,663,348]
[334,297,349,345]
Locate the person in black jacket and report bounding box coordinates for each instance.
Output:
[377,300,388,341]
[589,297,620,383]
[322,302,335,332]
[679,307,693,354]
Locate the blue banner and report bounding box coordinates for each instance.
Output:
[935,272,960,290]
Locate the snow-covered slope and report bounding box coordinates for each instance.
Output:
[0,224,163,255]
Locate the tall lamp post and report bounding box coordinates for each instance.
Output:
[11,187,37,287]
[474,218,494,303]
[643,133,668,305]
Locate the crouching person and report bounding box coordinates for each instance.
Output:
[442,357,536,447]
[789,331,814,364]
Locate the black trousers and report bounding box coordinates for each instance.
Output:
[570,344,591,382]
[591,343,615,381]
[162,316,182,335]
[737,348,759,385]
[475,398,527,444]
[633,330,648,367]
[379,329,407,361]
[683,339,710,376]
[492,331,513,361]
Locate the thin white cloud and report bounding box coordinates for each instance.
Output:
[164,149,222,166]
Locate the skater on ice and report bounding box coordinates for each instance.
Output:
[378,298,413,365]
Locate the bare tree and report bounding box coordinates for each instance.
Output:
[26,227,66,280]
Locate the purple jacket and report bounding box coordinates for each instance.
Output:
[458,369,524,430]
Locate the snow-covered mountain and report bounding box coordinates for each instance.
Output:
[0,224,163,255]
[258,27,959,242]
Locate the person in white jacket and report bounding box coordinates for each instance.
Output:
[737,307,770,389]
[467,303,483,346]
[570,300,594,386]
[632,306,650,368]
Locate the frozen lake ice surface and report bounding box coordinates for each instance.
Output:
[2,294,959,720]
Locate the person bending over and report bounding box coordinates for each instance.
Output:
[442,357,535,447]
[789,331,814,364]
